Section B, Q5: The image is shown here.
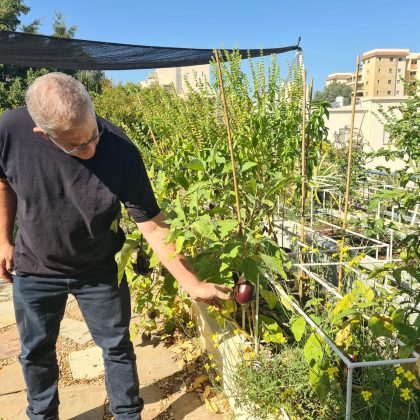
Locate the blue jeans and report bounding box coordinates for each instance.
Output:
[13,274,143,420]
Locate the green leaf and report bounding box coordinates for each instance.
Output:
[304,333,324,366]
[175,235,185,254]
[369,316,394,339]
[394,323,418,344]
[291,317,307,342]
[115,239,137,284]
[192,215,218,240]
[241,161,258,173]
[399,344,415,358]
[280,294,293,311]
[260,254,287,280]
[241,257,259,282]
[391,308,405,325]
[216,219,238,239]
[259,288,278,310]
[149,252,160,268]
[186,158,205,171]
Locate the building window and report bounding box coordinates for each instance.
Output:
[399,57,402,61]
[388,80,392,84]
[387,90,391,95]
[413,60,418,64]
[389,68,392,73]
[396,90,400,94]
[378,68,381,73]
[379,57,382,61]
[411,71,417,76]
[366,81,369,85]
[376,90,379,95]
[398,68,401,73]
[390,57,393,62]
[377,80,380,84]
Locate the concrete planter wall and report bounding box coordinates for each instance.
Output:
[191,301,290,420]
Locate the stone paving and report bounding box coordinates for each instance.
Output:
[0,280,229,419]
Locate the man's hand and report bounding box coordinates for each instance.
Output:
[0,243,14,283]
[187,282,232,309]
[137,212,233,309]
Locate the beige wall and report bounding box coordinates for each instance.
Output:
[326,97,405,170]
[154,64,210,95]
[326,73,354,86]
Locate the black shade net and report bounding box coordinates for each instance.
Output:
[0,31,301,70]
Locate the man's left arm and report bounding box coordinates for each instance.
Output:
[137,212,232,308]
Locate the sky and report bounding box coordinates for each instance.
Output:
[19,0,420,92]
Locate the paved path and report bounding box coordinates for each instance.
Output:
[0,281,228,419]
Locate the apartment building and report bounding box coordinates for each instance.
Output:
[361,49,409,97]
[326,49,419,98]
[140,64,210,96]
[326,73,354,86]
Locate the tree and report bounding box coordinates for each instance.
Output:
[314,82,353,106]
[0,2,106,111]
[52,11,77,38]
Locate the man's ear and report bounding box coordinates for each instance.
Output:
[33,127,49,141]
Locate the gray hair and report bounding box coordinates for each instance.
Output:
[25,72,95,135]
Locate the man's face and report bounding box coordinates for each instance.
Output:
[34,115,100,160]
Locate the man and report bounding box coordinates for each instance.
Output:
[0,72,231,420]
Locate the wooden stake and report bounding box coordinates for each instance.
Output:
[299,68,307,301]
[338,55,361,292]
[214,49,243,234]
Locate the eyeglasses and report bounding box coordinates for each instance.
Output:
[47,128,104,155]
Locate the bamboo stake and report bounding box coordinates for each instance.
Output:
[214,49,243,234]
[298,68,307,301]
[338,55,361,292]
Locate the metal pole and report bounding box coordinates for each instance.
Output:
[338,55,361,292]
[345,367,353,420]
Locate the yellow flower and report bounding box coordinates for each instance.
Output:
[400,388,411,401]
[215,375,221,382]
[233,328,241,335]
[211,363,216,369]
[327,367,339,380]
[396,366,405,375]
[212,333,219,343]
[208,354,214,361]
[404,371,416,382]
[204,363,210,371]
[394,377,402,388]
[361,390,372,402]
[213,343,219,348]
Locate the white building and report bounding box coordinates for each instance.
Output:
[326,96,405,171]
[141,64,210,96]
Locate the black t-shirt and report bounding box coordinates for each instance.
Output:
[0,107,160,279]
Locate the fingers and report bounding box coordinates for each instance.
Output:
[5,256,13,273]
[215,284,233,301]
[0,261,13,283]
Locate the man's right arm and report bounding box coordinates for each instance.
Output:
[0,178,17,283]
